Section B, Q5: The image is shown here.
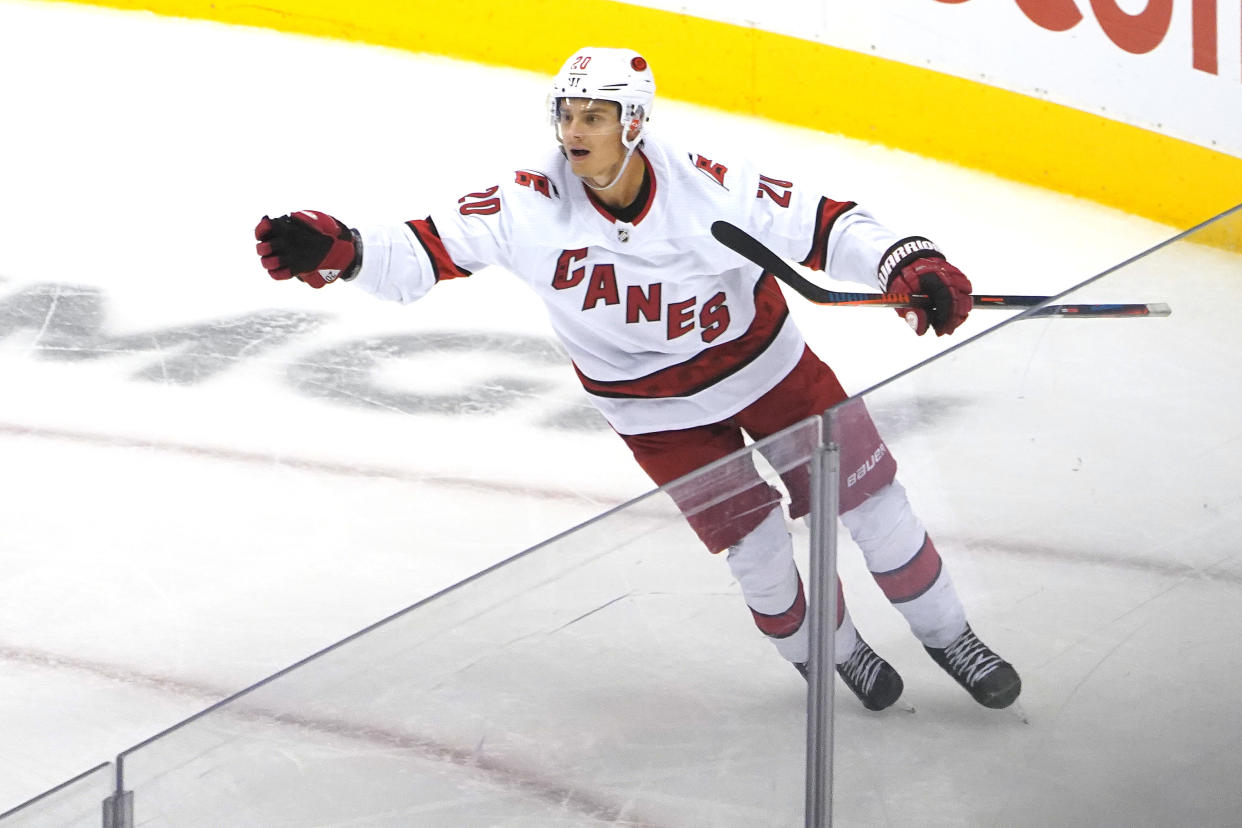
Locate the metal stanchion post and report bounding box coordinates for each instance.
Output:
[804,441,839,827]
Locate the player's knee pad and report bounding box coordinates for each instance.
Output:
[839,480,926,573]
[726,508,799,622]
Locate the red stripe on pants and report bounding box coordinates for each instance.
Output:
[750,574,806,638]
[749,576,845,637]
[872,534,943,603]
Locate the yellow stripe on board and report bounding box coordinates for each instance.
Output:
[70,0,1242,240]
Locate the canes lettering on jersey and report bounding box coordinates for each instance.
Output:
[552,248,732,343]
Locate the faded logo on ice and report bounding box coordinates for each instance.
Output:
[0,281,607,432]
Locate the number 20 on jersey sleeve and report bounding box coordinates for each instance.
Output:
[458,186,501,216]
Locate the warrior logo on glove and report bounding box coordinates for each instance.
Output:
[255,210,360,289]
[880,236,973,337]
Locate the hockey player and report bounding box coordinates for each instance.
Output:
[254,47,1020,711]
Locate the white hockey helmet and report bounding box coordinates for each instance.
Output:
[549,47,655,150]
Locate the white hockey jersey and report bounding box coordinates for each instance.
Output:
[350,134,903,435]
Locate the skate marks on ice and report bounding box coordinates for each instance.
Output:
[883,541,1242,825]
[0,648,673,827]
[0,420,618,507]
[961,534,1242,588]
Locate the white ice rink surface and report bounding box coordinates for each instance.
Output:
[2,1,1238,824]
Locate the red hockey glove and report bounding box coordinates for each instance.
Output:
[254,211,360,288]
[880,238,973,337]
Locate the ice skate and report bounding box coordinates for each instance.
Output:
[796,637,904,711]
[925,624,1021,709]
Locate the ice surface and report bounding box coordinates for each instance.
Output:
[2,0,1238,824]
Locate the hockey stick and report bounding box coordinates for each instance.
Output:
[710,221,1171,318]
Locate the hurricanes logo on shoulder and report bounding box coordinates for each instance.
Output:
[691,154,728,188]
[515,170,558,199]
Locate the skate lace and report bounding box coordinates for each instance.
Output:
[838,642,883,693]
[942,630,1002,686]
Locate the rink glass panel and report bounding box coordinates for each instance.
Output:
[822,205,1242,826]
[110,419,823,827]
[0,764,114,828]
[4,205,1240,827]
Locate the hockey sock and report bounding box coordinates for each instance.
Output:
[727,508,857,664]
[840,480,967,649]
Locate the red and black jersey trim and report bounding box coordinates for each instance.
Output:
[575,272,789,399]
[407,217,471,282]
[800,198,857,272]
[584,151,657,225]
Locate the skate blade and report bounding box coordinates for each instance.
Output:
[1005,700,1030,724]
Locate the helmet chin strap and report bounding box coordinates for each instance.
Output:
[582,143,638,192]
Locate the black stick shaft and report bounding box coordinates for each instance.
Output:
[710,221,1170,318]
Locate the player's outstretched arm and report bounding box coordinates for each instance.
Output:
[255,211,362,288]
[879,238,972,336]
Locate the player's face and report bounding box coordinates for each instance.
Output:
[554,98,627,184]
